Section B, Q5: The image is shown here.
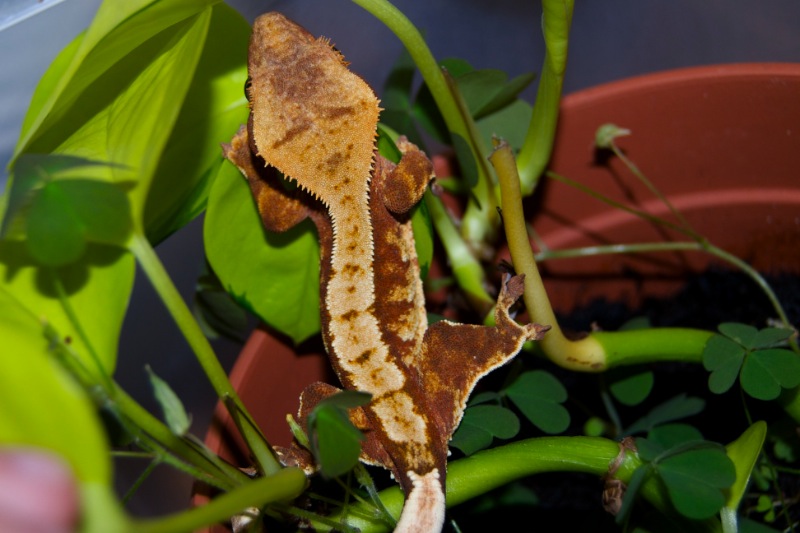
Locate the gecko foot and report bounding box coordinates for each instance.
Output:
[498,274,551,341]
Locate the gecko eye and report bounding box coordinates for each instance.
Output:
[244,77,252,102]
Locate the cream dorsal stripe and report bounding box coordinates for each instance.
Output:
[230,12,551,533]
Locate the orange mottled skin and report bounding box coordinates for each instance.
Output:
[225,12,549,532]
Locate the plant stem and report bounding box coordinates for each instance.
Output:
[112,386,247,487]
[516,0,575,193]
[50,270,115,391]
[423,191,494,314]
[592,328,713,367]
[128,233,281,475]
[350,0,495,248]
[316,437,644,532]
[492,140,607,370]
[609,141,696,233]
[133,467,308,533]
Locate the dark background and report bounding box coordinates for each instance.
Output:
[1,0,799,517]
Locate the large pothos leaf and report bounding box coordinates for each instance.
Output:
[204,161,321,344]
[0,286,129,532]
[144,3,250,244]
[14,0,220,158]
[2,1,244,376]
[13,1,231,239]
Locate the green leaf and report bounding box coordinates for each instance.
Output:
[376,125,404,163]
[380,49,425,148]
[505,371,570,434]
[144,3,250,244]
[146,366,191,436]
[476,99,533,152]
[741,348,800,401]
[15,0,220,159]
[16,3,216,240]
[646,424,703,451]
[634,437,665,462]
[624,394,705,436]
[703,333,746,394]
[656,448,736,519]
[0,240,135,375]
[453,67,535,120]
[317,390,372,411]
[204,161,321,344]
[718,322,758,349]
[469,391,502,406]
[752,327,793,349]
[0,286,128,531]
[449,422,493,456]
[3,155,133,267]
[725,421,767,512]
[413,78,449,143]
[308,392,370,479]
[410,199,433,280]
[608,367,654,406]
[450,405,520,456]
[26,183,86,265]
[193,265,249,343]
[452,133,479,189]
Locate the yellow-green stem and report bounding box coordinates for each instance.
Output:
[491,141,606,370]
[134,467,307,533]
[129,233,280,475]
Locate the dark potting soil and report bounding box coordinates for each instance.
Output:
[448,268,799,532]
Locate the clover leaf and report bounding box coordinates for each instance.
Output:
[450,404,520,456]
[703,323,799,400]
[505,370,570,434]
[307,391,371,479]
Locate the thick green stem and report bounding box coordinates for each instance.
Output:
[316,437,645,532]
[517,0,574,193]
[129,233,281,475]
[492,141,606,369]
[133,467,308,533]
[593,328,713,367]
[423,191,494,314]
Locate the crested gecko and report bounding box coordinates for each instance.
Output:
[224,12,549,532]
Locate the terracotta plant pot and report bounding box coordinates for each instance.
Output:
[198,63,800,528]
[527,63,800,314]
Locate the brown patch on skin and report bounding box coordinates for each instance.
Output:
[230,14,550,532]
[247,12,379,205]
[340,309,360,322]
[341,263,362,277]
[355,349,373,365]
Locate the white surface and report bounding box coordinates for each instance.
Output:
[0,0,101,184]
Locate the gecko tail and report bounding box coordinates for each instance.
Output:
[394,469,446,533]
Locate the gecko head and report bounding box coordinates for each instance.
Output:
[247,12,380,206]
